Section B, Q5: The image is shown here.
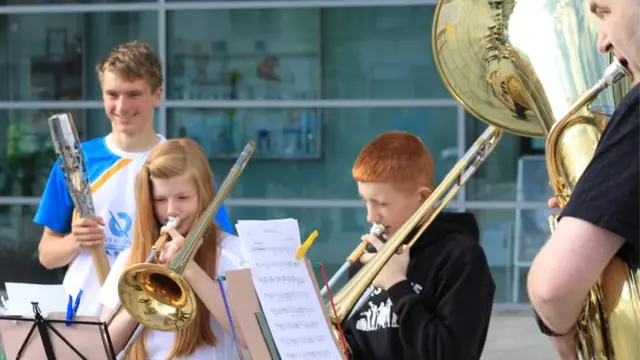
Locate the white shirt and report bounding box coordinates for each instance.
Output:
[98,232,247,360]
[34,134,166,317]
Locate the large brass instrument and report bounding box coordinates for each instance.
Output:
[326,126,503,350]
[431,0,639,359]
[108,141,254,359]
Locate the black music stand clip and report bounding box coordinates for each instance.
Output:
[0,302,116,360]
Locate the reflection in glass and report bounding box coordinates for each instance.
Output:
[0,205,65,291]
[472,209,514,303]
[516,267,531,304]
[0,108,160,197]
[166,6,448,100]
[168,108,322,160]
[167,9,320,101]
[513,154,557,273]
[508,0,613,120]
[0,12,157,101]
[515,209,554,265]
[168,106,458,199]
[516,155,554,202]
[0,109,90,197]
[465,115,521,201]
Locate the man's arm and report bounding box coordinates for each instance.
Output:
[527,217,624,333]
[528,90,639,334]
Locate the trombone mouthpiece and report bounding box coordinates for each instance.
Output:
[603,58,629,87]
[364,223,387,254]
[167,216,180,228]
[370,224,386,237]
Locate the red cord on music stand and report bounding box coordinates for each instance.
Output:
[318,263,350,359]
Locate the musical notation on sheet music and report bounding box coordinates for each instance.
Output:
[263,290,311,303]
[257,275,306,286]
[236,219,343,360]
[284,350,335,360]
[273,321,320,331]
[251,245,294,258]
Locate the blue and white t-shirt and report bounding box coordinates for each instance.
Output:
[33,134,235,316]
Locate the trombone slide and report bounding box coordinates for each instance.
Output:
[320,224,386,297]
[110,141,255,359]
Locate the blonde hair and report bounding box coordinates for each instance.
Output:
[352,131,435,192]
[127,138,218,360]
[96,41,163,92]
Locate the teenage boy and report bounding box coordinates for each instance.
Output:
[343,131,496,360]
[33,41,233,317]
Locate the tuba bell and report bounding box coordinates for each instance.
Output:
[432,0,639,359]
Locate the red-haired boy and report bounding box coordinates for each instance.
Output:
[343,131,495,360]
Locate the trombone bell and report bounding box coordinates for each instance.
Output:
[118,262,197,331]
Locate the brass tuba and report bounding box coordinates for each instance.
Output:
[108,141,254,359]
[431,0,639,359]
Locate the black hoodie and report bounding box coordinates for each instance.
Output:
[342,212,496,360]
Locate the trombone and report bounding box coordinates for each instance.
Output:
[323,126,502,349]
[106,141,255,359]
[320,223,385,297]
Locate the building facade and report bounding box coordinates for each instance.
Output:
[0,0,556,305]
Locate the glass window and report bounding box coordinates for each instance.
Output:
[0,0,149,3]
[464,114,524,201]
[0,12,157,101]
[472,209,514,303]
[0,205,65,292]
[166,6,448,100]
[0,109,131,197]
[167,106,459,199]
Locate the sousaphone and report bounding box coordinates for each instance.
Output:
[431,0,639,359]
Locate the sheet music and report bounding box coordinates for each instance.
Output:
[4,283,67,317]
[236,219,343,360]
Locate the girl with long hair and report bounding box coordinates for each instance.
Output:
[98,138,247,359]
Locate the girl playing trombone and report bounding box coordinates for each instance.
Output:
[98,138,247,359]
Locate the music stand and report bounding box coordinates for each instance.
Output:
[0,302,116,360]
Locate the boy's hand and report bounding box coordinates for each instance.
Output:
[360,234,409,291]
[69,217,105,249]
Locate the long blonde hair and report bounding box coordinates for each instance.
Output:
[127,138,219,359]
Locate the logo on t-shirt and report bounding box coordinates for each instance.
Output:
[354,282,423,332]
[106,211,132,257]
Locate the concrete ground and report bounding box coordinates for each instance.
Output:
[0,308,556,359]
[482,309,556,360]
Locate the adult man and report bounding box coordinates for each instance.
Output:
[527,0,640,358]
[34,41,234,317]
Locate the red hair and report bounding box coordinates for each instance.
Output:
[127,138,218,360]
[352,131,435,191]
